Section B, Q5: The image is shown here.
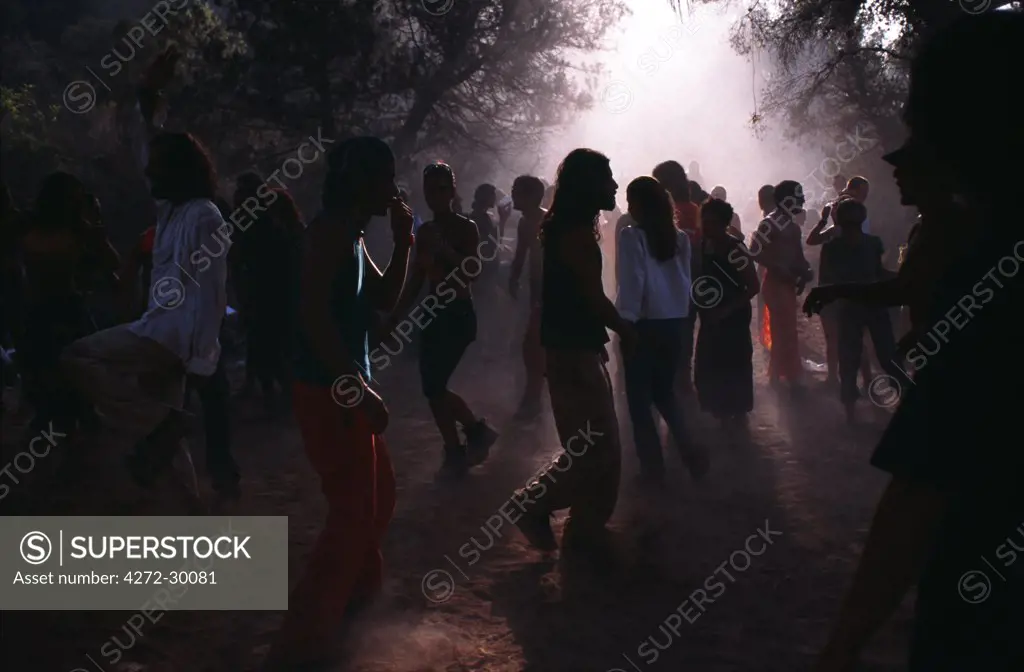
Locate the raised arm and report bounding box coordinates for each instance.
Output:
[365,198,413,312]
[806,205,836,247]
[390,263,426,322]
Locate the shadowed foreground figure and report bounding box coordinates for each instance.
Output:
[63,51,226,508]
[814,11,1024,672]
[512,148,636,551]
[263,137,413,671]
[16,173,118,434]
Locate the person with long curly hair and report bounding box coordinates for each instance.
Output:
[62,49,227,501]
[511,148,636,552]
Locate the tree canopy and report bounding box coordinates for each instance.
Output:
[1,0,627,238]
[672,0,1020,148]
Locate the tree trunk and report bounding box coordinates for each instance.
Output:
[392,87,441,168]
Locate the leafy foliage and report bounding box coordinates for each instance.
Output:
[2,0,626,238]
[689,0,1019,147]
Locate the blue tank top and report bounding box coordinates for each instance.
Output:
[293,238,372,385]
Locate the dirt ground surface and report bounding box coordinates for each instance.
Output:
[3,305,914,672]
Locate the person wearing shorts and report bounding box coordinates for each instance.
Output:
[389,162,498,473]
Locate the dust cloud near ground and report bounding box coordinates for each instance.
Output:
[3,294,913,671]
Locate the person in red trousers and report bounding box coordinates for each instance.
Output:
[262,137,413,671]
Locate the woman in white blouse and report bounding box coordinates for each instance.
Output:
[616,177,708,485]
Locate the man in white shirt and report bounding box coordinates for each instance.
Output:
[62,50,227,490]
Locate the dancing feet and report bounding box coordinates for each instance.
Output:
[514,507,557,551]
[465,419,498,465]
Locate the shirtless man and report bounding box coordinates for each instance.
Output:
[390,162,498,472]
[507,174,547,419]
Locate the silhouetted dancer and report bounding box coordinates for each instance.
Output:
[814,12,1024,671]
[16,173,117,437]
[616,176,706,484]
[693,198,759,428]
[749,180,812,396]
[388,162,498,474]
[512,148,635,552]
[263,137,412,671]
[507,174,547,419]
[652,160,700,396]
[816,199,903,423]
[62,48,223,506]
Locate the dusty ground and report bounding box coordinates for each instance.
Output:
[3,304,914,672]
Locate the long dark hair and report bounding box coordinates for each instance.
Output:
[149,132,218,203]
[627,176,677,262]
[33,171,90,232]
[322,136,395,213]
[542,148,610,241]
[652,160,691,205]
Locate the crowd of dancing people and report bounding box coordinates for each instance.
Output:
[1,10,1021,672]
